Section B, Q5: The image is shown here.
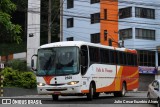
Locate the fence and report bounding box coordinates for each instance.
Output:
[0,63,4,97]
[0,75,3,97]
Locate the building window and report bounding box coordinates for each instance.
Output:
[66,37,74,41]
[91,13,100,24]
[104,30,107,41]
[108,39,112,46]
[138,50,155,67]
[89,47,100,64]
[90,0,100,4]
[119,7,132,19]
[104,9,107,20]
[91,33,100,43]
[119,28,132,40]
[67,0,74,9]
[136,28,155,40]
[135,7,155,19]
[67,18,74,28]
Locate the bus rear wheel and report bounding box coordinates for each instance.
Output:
[114,83,126,97]
[93,92,100,98]
[87,83,94,101]
[52,94,59,101]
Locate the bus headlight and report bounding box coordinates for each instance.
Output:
[37,82,46,86]
[67,81,79,85]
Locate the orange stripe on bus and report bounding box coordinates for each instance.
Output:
[115,66,123,91]
[127,79,139,86]
[81,90,89,93]
[43,76,54,85]
[127,70,139,78]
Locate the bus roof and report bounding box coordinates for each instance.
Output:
[39,41,136,53]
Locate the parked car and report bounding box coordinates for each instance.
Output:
[147,79,160,100]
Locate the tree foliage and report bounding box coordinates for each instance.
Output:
[0,0,22,44]
[40,0,60,45]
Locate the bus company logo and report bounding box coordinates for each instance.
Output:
[2,99,11,104]
[96,68,113,73]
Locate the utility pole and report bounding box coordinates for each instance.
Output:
[60,0,63,41]
[48,0,51,43]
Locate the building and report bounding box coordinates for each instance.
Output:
[118,0,160,90]
[62,0,160,90]
[62,0,118,46]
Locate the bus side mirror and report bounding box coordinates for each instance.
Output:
[31,59,34,68]
[31,54,37,71]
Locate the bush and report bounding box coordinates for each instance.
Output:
[1,67,36,89]
[7,59,27,71]
[20,72,37,89]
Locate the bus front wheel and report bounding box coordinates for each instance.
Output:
[52,94,59,101]
[87,83,94,101]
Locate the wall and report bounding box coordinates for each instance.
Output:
[100,0,118,47]
[0,52,26,62]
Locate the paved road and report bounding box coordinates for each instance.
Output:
[0,91,157,107]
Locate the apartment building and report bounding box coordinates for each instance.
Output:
[62,0,160,90]
[63,0,118,46]
[118,0,160,89]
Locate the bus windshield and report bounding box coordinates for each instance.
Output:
[37,46,79,76]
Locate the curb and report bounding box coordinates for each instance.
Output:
[128,91,147,93]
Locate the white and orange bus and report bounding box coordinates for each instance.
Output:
[31,41,139,101]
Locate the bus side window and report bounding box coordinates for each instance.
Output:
[80,45,88,75]
[109,50,115,64]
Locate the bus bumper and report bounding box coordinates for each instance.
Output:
[37,85,82,95]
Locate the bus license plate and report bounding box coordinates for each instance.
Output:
[54,92,61,94]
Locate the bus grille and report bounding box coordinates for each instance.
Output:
[46,89,67,91]
[49,84,65,86]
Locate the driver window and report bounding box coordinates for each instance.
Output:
[59,52,74,66]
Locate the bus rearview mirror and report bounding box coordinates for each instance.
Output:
[31,59,34,67]
[31,54,38,71]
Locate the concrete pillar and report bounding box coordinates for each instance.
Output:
[27,0,40,68]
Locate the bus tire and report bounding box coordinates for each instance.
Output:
[52,94,59,101]
[114,82,126,97]
[87,83,94,101]
[147,92,150,98]
[121,82,126,97]
[93,92,100,98]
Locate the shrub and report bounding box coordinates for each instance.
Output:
[20,72,37,89]
[1,67,36,89]
[7,59,27,71]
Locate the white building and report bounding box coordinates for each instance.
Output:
[62,0,100,42]
[118,0,160,89]
[62,0,160,90]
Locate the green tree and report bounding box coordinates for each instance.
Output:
[0,0,22,44]
[40,0,60,45]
